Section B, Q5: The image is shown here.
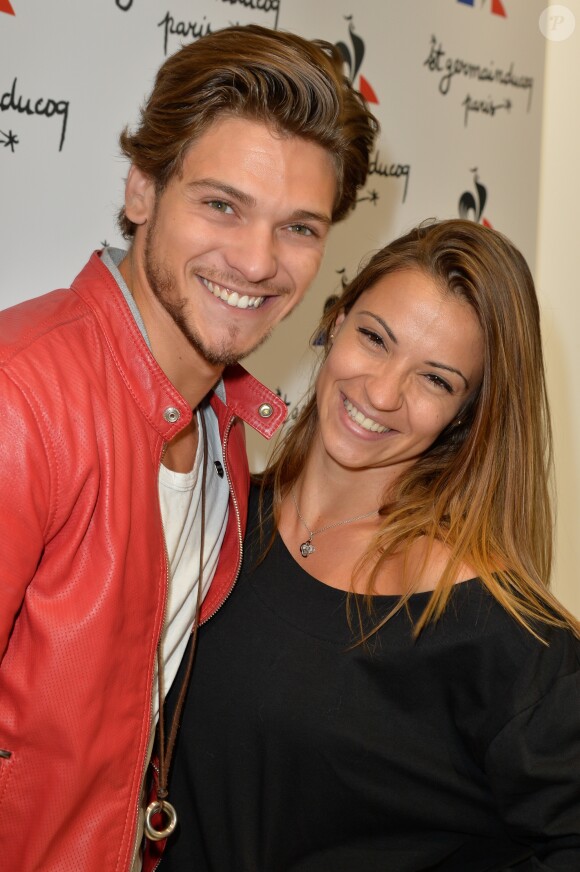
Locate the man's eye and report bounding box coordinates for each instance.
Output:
[288,224,314,236]
[207,200,233,214]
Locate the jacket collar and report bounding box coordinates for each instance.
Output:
[71,252,286,441]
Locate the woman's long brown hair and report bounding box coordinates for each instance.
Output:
[260,219,580,641]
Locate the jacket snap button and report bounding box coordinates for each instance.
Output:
[163,407,181,424]
[258,403,273,418]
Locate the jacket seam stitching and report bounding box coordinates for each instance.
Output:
[1,370,57,538]
[73,285,188,439]
[0,308,87,369]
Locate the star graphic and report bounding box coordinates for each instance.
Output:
[0,129,19,152]
[357,189,379,205]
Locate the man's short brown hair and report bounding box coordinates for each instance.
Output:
[118,24,379,236]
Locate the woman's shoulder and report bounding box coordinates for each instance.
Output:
[388,536,478,595]
[440,578,580,692]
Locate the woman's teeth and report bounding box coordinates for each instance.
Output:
[202,278,265,309]
[343,399,389,433]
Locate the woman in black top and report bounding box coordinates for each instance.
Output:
[160,220,580,871]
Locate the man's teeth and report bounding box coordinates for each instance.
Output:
[203,278,265,309]
[343,399,389,433]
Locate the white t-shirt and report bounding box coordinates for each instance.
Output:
[152,404,229,720]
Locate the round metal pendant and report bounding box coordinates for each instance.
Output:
[144,799,178,841]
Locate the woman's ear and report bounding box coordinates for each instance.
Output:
[333,310,346,335]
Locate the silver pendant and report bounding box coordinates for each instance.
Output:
[300,540,315,558]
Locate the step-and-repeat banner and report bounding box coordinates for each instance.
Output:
[0,0,546,468]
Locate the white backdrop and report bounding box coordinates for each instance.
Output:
[536,1,580,616]
[0,0,547,473]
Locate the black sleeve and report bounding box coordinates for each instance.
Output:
[484,654,580,871]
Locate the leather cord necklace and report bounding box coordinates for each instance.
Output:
[144,409,209,841]
[292,486,378,558]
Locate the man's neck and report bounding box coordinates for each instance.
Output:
[118,249,223,410]
[162,418,199,473]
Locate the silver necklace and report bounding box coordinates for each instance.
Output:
[291,487,379,558]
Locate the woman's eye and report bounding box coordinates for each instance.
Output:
[207,200,233,214]
[358,327,384,348]
[425,373,453,393]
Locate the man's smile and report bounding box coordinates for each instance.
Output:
[200,276,266,309]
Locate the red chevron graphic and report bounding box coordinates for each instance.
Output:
[0,0,16,15]
[359,75,379,105]
[491,0,507,16]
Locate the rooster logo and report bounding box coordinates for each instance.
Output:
[459,169,493,227]
[335,17,379,104]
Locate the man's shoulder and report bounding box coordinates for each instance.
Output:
[0,286,90,368]
[0,252,126,367]
[0,252,123,374]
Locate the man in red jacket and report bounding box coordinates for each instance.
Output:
[0,24,377,872]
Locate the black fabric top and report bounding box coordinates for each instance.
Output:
[161,487,580,872]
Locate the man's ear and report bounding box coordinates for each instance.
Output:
[124,165,156,226]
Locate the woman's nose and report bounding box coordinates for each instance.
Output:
[365,363,405,412]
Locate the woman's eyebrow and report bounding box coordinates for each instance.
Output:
[425,360,468,388]
[358,310,398,344]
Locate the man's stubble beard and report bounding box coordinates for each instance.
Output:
[143,215,273,367]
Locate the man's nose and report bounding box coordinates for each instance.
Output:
[225,222,278,284]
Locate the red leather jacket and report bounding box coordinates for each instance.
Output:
[0,252,286,871]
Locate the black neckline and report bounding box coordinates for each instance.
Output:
[244,527,481,646]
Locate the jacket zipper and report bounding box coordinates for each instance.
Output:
[200,413,244,625]
[149,759,162,872]
[129,442,171,872]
